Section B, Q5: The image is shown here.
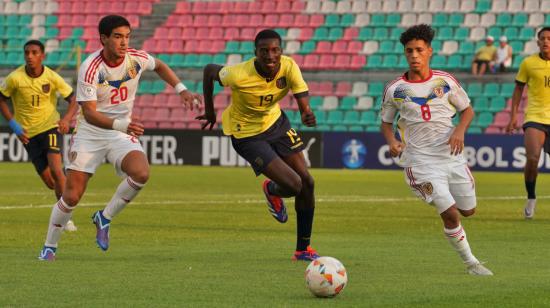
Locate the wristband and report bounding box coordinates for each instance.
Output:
[112,119,130,133]
[8,119,24,136]
[174,82,187,94]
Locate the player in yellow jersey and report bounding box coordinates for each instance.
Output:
[0,40,79,231]
[506,26,550,219]
[197,29,320,261]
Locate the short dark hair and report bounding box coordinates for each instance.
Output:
[98,15,131,37]
[537,26,550,39]
[254,29,282,47]
[24,40,45,53]
[400,24,435,46]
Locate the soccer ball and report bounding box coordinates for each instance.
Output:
[305,256,348,298]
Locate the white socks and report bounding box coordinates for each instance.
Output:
[45,198,73,248]
[444,224,479,266]
[103,177,144,220]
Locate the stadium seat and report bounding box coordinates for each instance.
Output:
[472,97,490,111]
[340,97,358,110]
[335,82,353,97]
[326,110,344,125]
[321,96,339,110]
[528,13,544,27]
[360,111,378,125]
[343,111,360,125]
[483,83,500,97]
[432,14,448,27]
[476,112,494,127]
[355,96,374,110]
[524,0,541,12]
[368,82,385,97]
[493,112,511,128]
[489,97,506,112]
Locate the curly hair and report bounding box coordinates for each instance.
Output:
[538,26,550,39]
[399,24,435,46]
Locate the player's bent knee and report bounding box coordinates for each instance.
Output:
[129,170,149,184]
[301,174,315,192]
[459,208,476,217]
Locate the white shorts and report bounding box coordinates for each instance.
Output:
[403,161,476,214]
[66,132,144,177]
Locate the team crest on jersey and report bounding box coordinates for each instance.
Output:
[420,182,433,195]
[42,83,50,93]
[433,86,445,98]
[98,60,142,89]
[276,77,287,89]
[69,151,77,163]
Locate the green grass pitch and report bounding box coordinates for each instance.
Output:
[1,162,550,307]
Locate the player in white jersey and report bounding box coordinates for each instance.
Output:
[38,15,201,261]
[380,24,493,276]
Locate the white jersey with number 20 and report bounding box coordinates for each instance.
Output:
[76,48,155,138]
[381,70,471,167]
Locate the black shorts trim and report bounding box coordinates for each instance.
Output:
[523,122,550,154]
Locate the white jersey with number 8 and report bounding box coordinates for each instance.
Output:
[380,70,471,167]
[76,48,156,138]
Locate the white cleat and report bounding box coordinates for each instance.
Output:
[64,220,78,232]
[524,199,536,220]
[467,262,493,276]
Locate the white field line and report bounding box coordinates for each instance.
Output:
[1,195,549,210]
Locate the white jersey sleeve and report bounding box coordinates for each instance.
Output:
[76,50,101,102]
[380,78,401,124]
[447,77,470,112]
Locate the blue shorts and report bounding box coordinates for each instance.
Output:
[231,112,305,176]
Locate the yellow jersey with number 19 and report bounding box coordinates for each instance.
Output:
[218,55,308,139]
[0,65,73,138]
[515,54,550,125]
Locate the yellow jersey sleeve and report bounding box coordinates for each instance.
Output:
[51,70,73,99]
[287,57,308,95]
[218,65,237,88]
[0,72,16,98]
[515,57,528,84]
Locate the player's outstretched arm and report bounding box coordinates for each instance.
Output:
[80,100,144,137]
[505,82,525,134]
[0,96,29,144]
[449,106,474,155]
[196,63,222,130]
[295,94,316,127]
[153,58,202,111]
[380,122,404,157]
[58,94,78,134]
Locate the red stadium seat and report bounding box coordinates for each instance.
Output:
[343,27,359,41]
[331,41,348,54]
[154,27,169,40]
[174,1,190,14]
[142,39,156,52]
[233,1,249,13]
[214,94,229,109]
[347,41,363,54]
[172,122,186,129]
[169,107,186,122]
[207,15,222,27]
[247,1,262,13]
[298,28,314,41]
[58,2,71,14]
[291,54,304,67]
[167,95,181,108]
[157,122,173,129]
[137,94,153,107]
[138,2,152,15]
[493,112,511,128]
[59,27,72,40]
[224,28,239,41]
[153,108,170,122]
[124,2,138,14]
[98,2,111,14]
[181,28,196,40]
[168,40,184,53]
[209,28,224,41]
[127,15,140,28]
[58,15,71,27]
[276,1,292,13]
[291,1,306,12]
[84,15,98,27]
[70,2,84,14]
[264,15,279,28]
[187,122,202,130]
[335,54,351,70]
[315,41,332,54]
[350,55,366,70]
[294,15,309,27]
[196,27,209,39]
[176,15,193,27]
[484,126,501,134]
[222,14,237,27]
[184,40,199,53]
[240,28,256,41]
[318,81,334,96]
[309,15,325,27]
[111,2,124,13]
[319,55,335,70]
[84,39,102,53]
[153,94,168,107]
[278,14,294,27]
[335,81,353,96]
[303,54,320,70]
[84,2,99,14]
[192,1,208,14]
[193,15,208,27]
[154,40,169,54]
[167,27,181,40]
[260,2,276,12]
[250,14,264,26]
[308,81,320,94]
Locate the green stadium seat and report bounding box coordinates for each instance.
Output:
[360,111,378,125]
[6,52,20,64]
[213,54,226,65]
[495,13,512,27]
[183,80,196,92]
[476,112,494,127]
[157,53,171,65]
[224,41,239,54]
[5,26,19,39]
[379,41,394,54]
[312,27,329,41]
[151,80,165,94]
[483,83,500,97]
[431,55,446,69]
[487,27,502,38]
[71,27,84,39]
[504,27,519,41]
[500,82,515,97]
[43,27,59,40]
[365,54,382,70]
[195,81,204,94]
[348,125,364,132]
[468,126,482,134]
[184,54,199,68]
[239,42,254,54]
[172,54,185,68]
[0,16,5,26]
[385,14,400,26]
[45,15,58,26]
[0,51,6,65]
[432,14,448,27]
[447,55,462,70]
[512,13,528,27]
[373,28,388,40]
[454,28,469,40]
[519,28,535,41]
[489,97,506,112]
[448,14,464,27]
[512,56,524,69]
[313,110,327,124]
[328,27,343,41]
[366,125,380,132]
[397,55,408,69]
[358,28,373,41]
[138,80,152,94]
[6,39,23,51]
[367,82,384,96]
[509,41,523,55]
[314,124,330,131]
[340,97,358,110]
[382,55,398,68]
[546,14,550,26]
[437,27,454,40]
[341,14,355,27]
[325,15,340,27]
[326,110,344,124]
[474,0,491,13]
[431,40,442,51]
[299,41,316,54]
[390,28,403,40]
[197,54,213,68]
[343,110,360,125]
[467,83,483,97]
[309,96,323,109]
[332,125,347,131]
[472,97,490,111]
[370,14,385,27]
[6,15,19,26]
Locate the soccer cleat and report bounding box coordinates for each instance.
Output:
[38,246,56,261]
[262,179,288,223]
[92,210,110,251]
[466,262,493,276]
[292,246,320,261]
[524,199,536,219]
[64,220,78,232]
